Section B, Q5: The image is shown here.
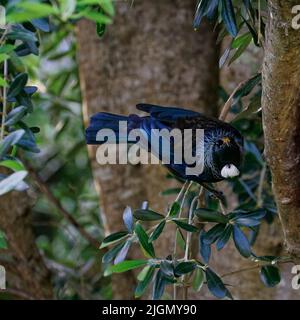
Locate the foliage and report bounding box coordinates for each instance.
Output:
[99,0,289,300]
[0,0,290,300]
[0,0,114,299]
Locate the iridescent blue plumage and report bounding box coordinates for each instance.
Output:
[86,104,244,185]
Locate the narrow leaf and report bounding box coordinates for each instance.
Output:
[134,209,165,221]
[206,268,227,299]
[107,260,147,274]
[173,219,198,232]
[149,220,166,242]
[232,225,252,258]
[195,208,228,223]
[135,223,155,258]
[260,265,281,287]
[135,266,155,298]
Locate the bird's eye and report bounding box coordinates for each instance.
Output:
[216,139,224,146]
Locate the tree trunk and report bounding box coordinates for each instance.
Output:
[0,189,53,299]
[76,0,219,299]
[262,0,300,258]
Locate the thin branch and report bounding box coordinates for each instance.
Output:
[221,259,294,278]
[218,80,246,122]
[0,59,8,141]
[173,181,192,300]
[24,161,100,249]
[182,195,198,300]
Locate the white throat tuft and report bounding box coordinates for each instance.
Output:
[221,164,240,178]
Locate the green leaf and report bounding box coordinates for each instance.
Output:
[6,2,58,23]
[174,261,197,276]
[135,265,155,298]
[231,208,266,221]
[7,73,28,100]
[216,224,232,251]
[219,46,231,68]
[195,208,228,223]
[0,170,28,196]
[231,32,252,49]
[193,0,211,29]
[233,91,261,121]
[206,268,227,299]
[233,73,262,102]
[0,44,15,54]
[192,268,204,292]
[100,231,128,248]
[114,240,131,264]
[0,159,25,172]
[260,265,281,287]
[152,270,167,300]
[233,217,261,227]
[96,22,106,37]
[0,230,7,249]
[99,0,115,16]
[58,0,76,21]
[176,229,186,251]
[199,230,211,263]
[149,220,166,242]
[107,260,148,274]
[7,28,37,45]
[0,129,25,158]
[134,209,165,221]
[160,259,174,279]
[0,53,9,64]
[82,10,112,24]
[232,225,251,258]
[221,0,238,37]
[5,106,27,126]
[102,241,126,264]
[137,265,152,281]
[123,206,134,233]
[202,223,226,244]
[228,34,252,65]
[0,77,7,87]
[135,223,155,258]
[172,219,198,232]
[169,201,180,216]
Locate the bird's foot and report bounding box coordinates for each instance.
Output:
[200,183,227,206]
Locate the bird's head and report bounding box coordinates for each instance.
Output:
[207,129,243,180]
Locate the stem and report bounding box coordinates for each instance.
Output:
[182,195,198,300]
[219,80,246,122]
[0,59,8,141]
[173,181,193,300]
[24,160,100,249]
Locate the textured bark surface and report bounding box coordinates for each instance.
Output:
[0,189,53,299]
[262,0,300,258]
[76,0,299,300]
[76,0,219,299]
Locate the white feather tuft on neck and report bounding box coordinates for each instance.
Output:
[221,164,240,178]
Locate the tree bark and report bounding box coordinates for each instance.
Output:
[0,189,53,299]
[76,0,219,299]
[262,0,300,258]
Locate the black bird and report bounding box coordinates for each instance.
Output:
[86,104,244,198]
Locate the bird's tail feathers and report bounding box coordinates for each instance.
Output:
[85,112,142,145]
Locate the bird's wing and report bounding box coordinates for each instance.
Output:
[136,103,200,123]
[136,103,222,130]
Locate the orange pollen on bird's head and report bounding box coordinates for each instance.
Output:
[222,137,231,144]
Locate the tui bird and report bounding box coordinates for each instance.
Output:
[85,104,243,199]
